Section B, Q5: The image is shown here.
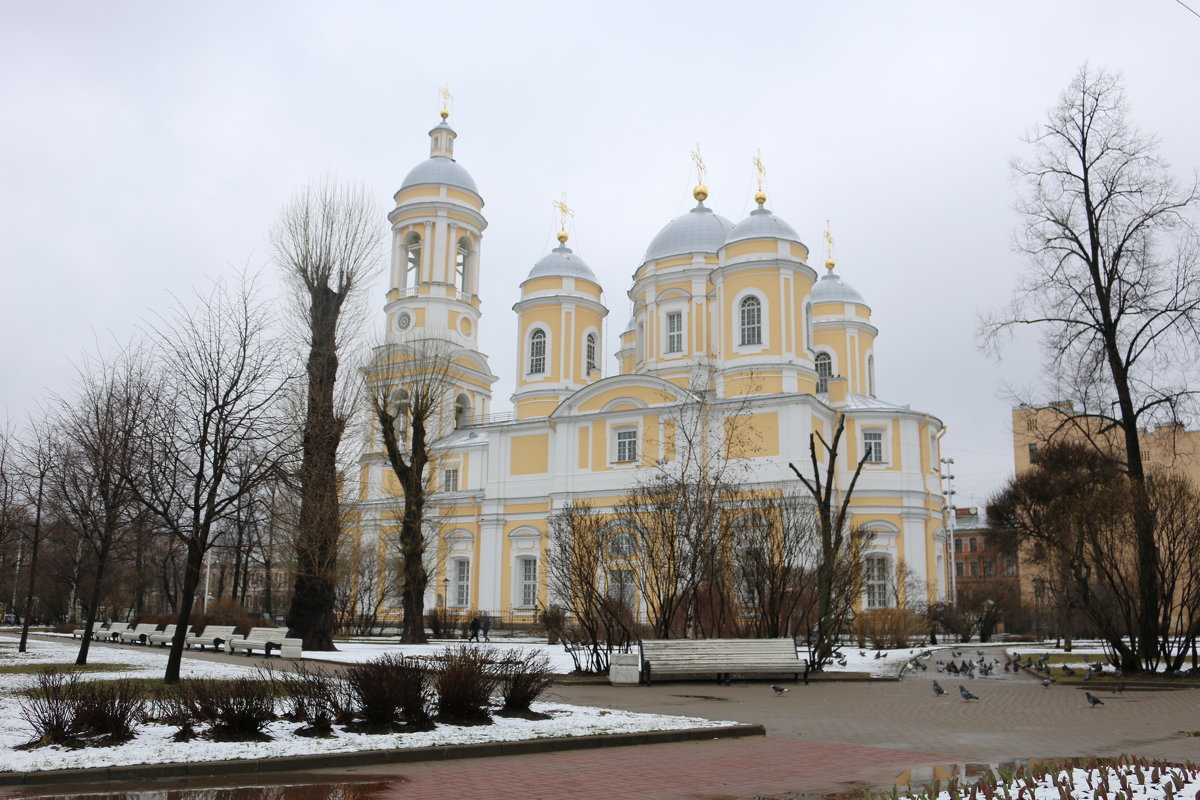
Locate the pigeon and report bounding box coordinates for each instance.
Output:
[1084,669,1093,681]
[771,685,790,695]
[936,663,946,673]
[932,680,946,696]
[1113,682,1125,694]
[1041,678,1053,687]
[874,651,884,660]
[959,685,979,701]
[1062,666,1076,677]
[1113,668,1123,678]
[859,651,866,658]
[946,661,959,674]
[1085,691,1104,707]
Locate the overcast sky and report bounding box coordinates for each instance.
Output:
[2,1,1197,509]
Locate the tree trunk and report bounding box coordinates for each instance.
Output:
[75,539,112,666]
[400,487,428,644]
[18,475,44,653]
[165,542,204,684]
[286,284,342,651]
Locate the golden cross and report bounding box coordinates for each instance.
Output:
[553,193,574,230]
[690,143,707,186]
[753,148,766,193]
[438,83,454,116]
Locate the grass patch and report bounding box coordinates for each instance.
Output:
[0,662,138,675]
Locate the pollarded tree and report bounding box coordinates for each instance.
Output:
[983,65,1200,671]
[272,180,382,651]
[368,338,463,644]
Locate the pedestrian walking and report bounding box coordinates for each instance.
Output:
[481,612,492,642]
[468,616,481,642]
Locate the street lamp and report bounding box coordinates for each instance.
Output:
[940,457,958,606]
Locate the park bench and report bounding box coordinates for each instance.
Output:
[104,622,134,641]
[186,625,239,651]
[72,622,111,639]
[227,626,302,658]
[117,623,161,645]
[148,624,192,647]
[637,638,806,685]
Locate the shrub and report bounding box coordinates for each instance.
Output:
[19,670,144,748]
[852,609,929,649]
[538,605,566,645]
[263,664,346,736]
[493,648,554,718]
[154,678,276,741]
[344,654,434,732]
[426,607,462,639]
[434,645,498,725]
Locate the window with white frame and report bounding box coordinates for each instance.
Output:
[443,467,459,492]
[863,429,885,463]
[404,233,421,288]
[608,530,636,559]
[614,428,638,463]
[528,329,546,374]
[805,300,814,351]
[864,553,891,609]
[929,433,938,470]
[608,568,636,610]
[586,333,597,372]
[815,352,832,393]
[666,311,683,354]
[739,296,762,346]
[518,557,538,607]
[452,559,470,607]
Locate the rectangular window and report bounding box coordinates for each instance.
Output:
[615,429,638,463]
[666,311,683,353]
[443,467,459,492]
[1026,416,1038,432]
[969,538,977,553]
[955,561,965,578]
[519,557,538,607]
[453,560,470,607]
[930,433,938,470]
[970,560,979,577]
[954,538,962,553]
[863,430,884,463]
[984,558,994,576]
[864,555,890,609]
[1028,442,1039,464]
[1005,560,1016,576]
[608,569,636,610]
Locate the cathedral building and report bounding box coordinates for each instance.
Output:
[354,110,950,623]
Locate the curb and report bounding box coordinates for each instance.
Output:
[0,723,765,788]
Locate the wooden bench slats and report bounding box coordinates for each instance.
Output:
[638,638,805,685]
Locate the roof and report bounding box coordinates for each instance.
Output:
[399,156,478,194]
[526,245,598,282]
[724,206,804,247]
[643,203,734,262]
[811,270,865,304]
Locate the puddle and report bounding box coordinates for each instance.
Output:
[671,694,732,701]
[1,778,397,800]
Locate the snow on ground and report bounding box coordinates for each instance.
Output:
[899,765,1200,800]
[0,635,734,773]
[305,638,579,674]
[818,645,935,678]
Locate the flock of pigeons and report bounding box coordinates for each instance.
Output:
[770,647,1129,708]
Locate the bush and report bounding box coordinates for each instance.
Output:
[426,607,462,639]
[19,670,143,748]
[263,664,347,736]
[153,678,276,741]
[344,655,434,732]
[492,648,554,718]
[852,609,930,649]
[434,645,498,725]
[538,605,566,645]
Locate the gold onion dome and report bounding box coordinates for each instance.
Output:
[557,229,569,244]
[825,257,836,271]
[693,184,708,202]
[754,190,767,205]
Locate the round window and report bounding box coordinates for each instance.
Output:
[397,311,412,330]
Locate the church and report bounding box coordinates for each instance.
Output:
[352,107,950,624]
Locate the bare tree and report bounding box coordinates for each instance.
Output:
[0,423,21,620]
[16,418,55,652]
[368,338,461,643]
[983,65,1200,670]
[731,494,821,639]
[788,414,870,668]
[51,350,150,665]
[272,180,382,651]
[127,276,291,683]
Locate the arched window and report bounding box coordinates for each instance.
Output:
[815,352,832,394]
[805,301,814,352]
[455,237,470,293]
[454,392,471,428]
[739,296,762,346]
[867,354,876,397]
[517,556,538,607]
[404,233,421,288]
[529,329,546,374]
[586,333,597,373]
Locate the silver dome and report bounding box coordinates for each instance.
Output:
[399,156,479,194]
[811,270,866,304]
[526,245,598,282]
[724,206,804,247]
[643,203,734,262]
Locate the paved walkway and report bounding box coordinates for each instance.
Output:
[17,638,1200,800]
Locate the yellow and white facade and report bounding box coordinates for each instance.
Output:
[355,114,951,620]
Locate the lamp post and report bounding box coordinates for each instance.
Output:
[940,457,958,606]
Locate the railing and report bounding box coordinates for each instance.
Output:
[460,411,516,427]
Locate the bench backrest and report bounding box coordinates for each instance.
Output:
[639,638,799,665]
[129,623,160,634]
[245,626,284,641]
[194,625,238,639]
